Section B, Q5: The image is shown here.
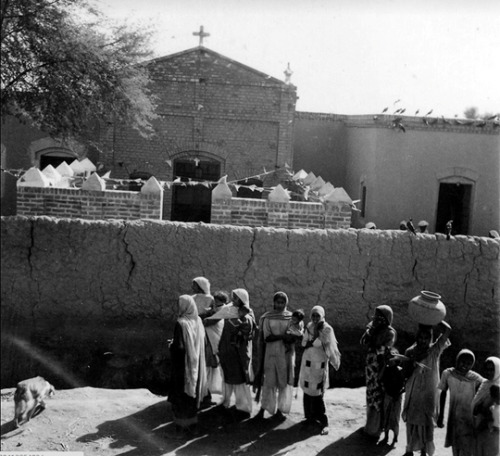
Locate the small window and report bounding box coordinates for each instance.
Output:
[360,185,367,218]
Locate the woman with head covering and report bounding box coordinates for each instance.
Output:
[437,349,484,456]
[191,277,215,406]
[254,292,297,421]
[192,277,215,317]
[472,356,500,456]
[299,305,341,435]
[360,305,397,440]
[402,320,452,456]
[217,288,256,418]
[168,295,207,434]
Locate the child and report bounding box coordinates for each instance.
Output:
[380,348,405,446]
[489,384,499,432]
[402,321,451,456]
[287,309,305,337]
[472,357,500,456]
[437,349,484,456]
[286,309,305,397]
[230,304,253,347]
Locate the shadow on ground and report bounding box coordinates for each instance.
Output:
[76,401,318,456]
[316,427,395,456]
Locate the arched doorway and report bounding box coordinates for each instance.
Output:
[171,156,221,222]
[37,149,77,169]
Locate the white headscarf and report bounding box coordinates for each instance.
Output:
[193,277,211,295]
[472,356,500,410]
[176,295,207,403]
[232,288,250,307]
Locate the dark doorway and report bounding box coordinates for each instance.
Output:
[435,182,472,235]
[171,158,220,222]
[39,155,74,169]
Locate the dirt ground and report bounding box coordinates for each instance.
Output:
[1,386,449,456]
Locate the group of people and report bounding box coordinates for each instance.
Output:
[361,305,499,456]
[167,278,499,456]
[168,277,340,436]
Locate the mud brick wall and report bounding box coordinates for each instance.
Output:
[1,216,498,391]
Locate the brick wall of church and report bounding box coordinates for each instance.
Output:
[99,49,297,222]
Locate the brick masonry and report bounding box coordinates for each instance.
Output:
[16,187,163,220]
[211,197,352,229]
[97,47,297,220]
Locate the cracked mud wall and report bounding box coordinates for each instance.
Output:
[1,216,498,389]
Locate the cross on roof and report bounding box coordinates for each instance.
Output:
[193,26,210,46]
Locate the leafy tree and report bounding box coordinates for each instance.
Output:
[1,0,157,140]
[463,106,478,119]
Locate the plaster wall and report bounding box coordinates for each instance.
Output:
[1,217,498,391]
[344,122,500,235]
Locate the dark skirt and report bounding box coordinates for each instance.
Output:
[168,323,199,428]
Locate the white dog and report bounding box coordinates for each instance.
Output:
[14,376,55,427]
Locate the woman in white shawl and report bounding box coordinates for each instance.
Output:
[192,277,214,317]
[472,356,500,456]
[299,305,341,435]
[168,295,207,433]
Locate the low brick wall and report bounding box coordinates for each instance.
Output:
[16,187,163,220]
[1,217,498,391]
[211,197,352,229]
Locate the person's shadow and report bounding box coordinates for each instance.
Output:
[315,427,395,456]
[76,402,316,456]
[176,412,318,456]
[77,399,180,455]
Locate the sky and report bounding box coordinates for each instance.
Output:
[98,0,500,118]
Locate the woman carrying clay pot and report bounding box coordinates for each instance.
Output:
[402,320,452,456]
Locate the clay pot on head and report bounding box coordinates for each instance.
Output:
[408,291,446,326]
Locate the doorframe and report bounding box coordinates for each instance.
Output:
[170,151,224,222]
[434,168,477,235]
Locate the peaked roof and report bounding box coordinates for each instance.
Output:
[144,46,292,87]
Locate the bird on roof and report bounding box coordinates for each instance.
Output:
[392,117,406,132]
[350,199,361,212]
[446,220,453,240]
[407,219,417,235]
[425,109,433,116]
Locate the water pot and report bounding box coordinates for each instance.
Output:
[408,291,446,326]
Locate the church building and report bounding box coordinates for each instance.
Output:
[1,31,498,236]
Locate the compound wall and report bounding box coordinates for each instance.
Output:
[1,216,498,391]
